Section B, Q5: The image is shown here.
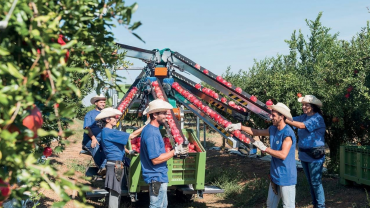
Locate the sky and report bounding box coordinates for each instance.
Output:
[83,0,370,106]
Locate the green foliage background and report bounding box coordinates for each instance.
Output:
[223,13,370,172]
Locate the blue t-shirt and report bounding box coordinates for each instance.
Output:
[269,125,297,186]
[140,124,168,184]
[82,109,102,146]
[101,128,130,161]
[293,113,326,163]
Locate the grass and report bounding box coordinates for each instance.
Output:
[205,167,323,207]
[66,159,89,173]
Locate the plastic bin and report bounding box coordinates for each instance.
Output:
[126,128,206,192]
[340,145,370,185]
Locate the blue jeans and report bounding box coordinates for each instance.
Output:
[266,183,296,208]
[301,161,325,208]
[84,139,106,169]
[149,182,168,208]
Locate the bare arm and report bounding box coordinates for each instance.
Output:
[264,137,293,160]
[85,127,99,148]
[86,127,96,139]
[129,126,145,140]
[151,150,175,165]
[285,119,306,129]
[240,126,270,136]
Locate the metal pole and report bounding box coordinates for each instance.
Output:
[196,116,200,140]
[203,121,206,149]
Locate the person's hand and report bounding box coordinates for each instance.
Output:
[91,137,99,148]
[129,150,138,155]
[225,123,241,132]
[252,140,267,151]
[173,145,181,156]
[181,145,189,154]
[173,144,188,155]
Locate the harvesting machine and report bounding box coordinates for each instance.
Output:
[84,44,272,203]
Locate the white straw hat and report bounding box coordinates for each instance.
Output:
[270,102,292,120]
[298,95,322,108]
[95,107,122,121]
[90,94,107,105]
[143,99,173,115]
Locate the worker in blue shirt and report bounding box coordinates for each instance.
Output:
[226,103,297,208]
[286,95,326,208]
[82,94,107,175]
[140,99,188,208]
[95,107,144,208]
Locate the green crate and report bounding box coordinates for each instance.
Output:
[340,145,370,186]
[126,128,206,192]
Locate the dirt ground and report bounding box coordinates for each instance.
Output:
[38,120,370,208]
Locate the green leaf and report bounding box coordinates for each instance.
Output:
[0,47,10,56]
[6,63,24,79]
[105,67,112,82]
[132,32,146,43]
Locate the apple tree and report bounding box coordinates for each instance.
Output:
[223,13,370,172]
[0,0,141,206]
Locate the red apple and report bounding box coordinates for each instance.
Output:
[297,93,302,98]
[195,64,200,70]
[172,82,179,88]
[233,130,241,138]
[226,82,232,88]
[222,79,227,85]
[345,93,350,99]
[332,117,339,123]
[266,99,273,106]
[203,69,209,74]
[213,93,219,99]
[222,120,229,127]
[221,97,227,103]
[23,105,43,138]
[239,134,246,142]
[0,178,11,204]
[171,128,180,135]
[347,86,353,92]
[235,87,242,93]
[195,83,201,89]
[189,144,195,150]
[43,147,52,158]
[245,137,250,144]
[229,101,235,107]
[193,99,200,107]
[217,117,224,124]
[250,95,257,102]
[216,76,223,82]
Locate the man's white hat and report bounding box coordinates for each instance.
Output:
[95,107,122,121]
[270,102,293,120]
[298,95,323,108]
[143,99,173,115]
[90,94,107,105]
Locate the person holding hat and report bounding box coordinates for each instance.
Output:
[285,95,326,208]
[95,107,144,208]
[140,99,188,208]
[226,103,297,208]
[82,94,107,174]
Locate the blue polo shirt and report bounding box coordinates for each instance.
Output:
[82,109,102,146]
[269,125,297,186]
[293,113,326,163]
[100,128,130,161]
[140,124,168,184]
